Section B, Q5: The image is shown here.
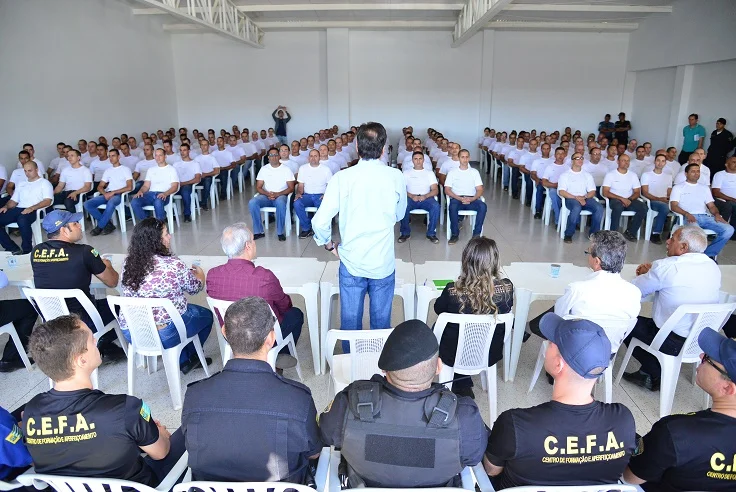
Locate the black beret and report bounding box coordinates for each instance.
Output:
[378,320,439,371]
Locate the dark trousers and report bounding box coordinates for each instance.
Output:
[705,155,728,177]
[609,198,647,235]
[534,183,546,214]
[176,184,194,218]
[143,427,187,485]
[523,174,533,206]
[200,176,213,208]
[715,200,736,227]
[529,307,554,339]
[76,298,119,353]
[0,299,39,362]
[438,319,505,389]
[52,190,81,213]
[623,316,686,379]
[721,315,736,339]
[678,150,694,164]
[279,306,304,354]
[0,208,36,253]
[448,198,486,237]
[510,167,521,197]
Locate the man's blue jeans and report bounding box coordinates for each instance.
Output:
[131,191,170,221]
[339,263,394,351]
[177,184,194,218]
[502,161,510,187]
[293,193,323,232]
[534,182,546,214]
[694,214,735,257]
[523,174,533,206]
[400,197,440,237]
[199,176,213,208]
[249,194,287,235]
[563,198,604,237]
[277,135,288,146]
[84,194,122,229]
[648,200,669,235]
[0,208,36,253]
[548,188,562,225]
[510,167,521,197]
[449,198,486,237]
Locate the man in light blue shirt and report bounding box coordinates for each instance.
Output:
[679,113,706,164]
[312,122,406,341]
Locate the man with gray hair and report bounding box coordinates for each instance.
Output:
[623,225,721,391]
[181,297,322,483]
[206,223,303,354]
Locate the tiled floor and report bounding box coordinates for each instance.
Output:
[0,164,729,435]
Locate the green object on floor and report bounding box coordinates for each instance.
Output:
[433,279,453,289]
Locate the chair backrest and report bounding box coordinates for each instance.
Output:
[501,485,638,492]
[106,295,186,355]
[173,482,317,492]
[434,313,514,372]
[325,328,393,382]
[566,315,637,354]
[23,287,105,333]
[17,473,158,492]
[654,302,736,361]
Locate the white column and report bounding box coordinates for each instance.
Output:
[666,64,694,149]
[326,28,350,131]
[477,30,495,161]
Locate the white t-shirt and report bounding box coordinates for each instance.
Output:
[297,164,333,194]
[120,154,139,171]
[519,151,540,171]
[0,166,7,194]
[238,142,258,158]
[541,162,570,184]
[401,154,432,172]
[641,171,673,199]
[291,154,308,167]
[531,157,553,175]
[328,153,348,171]
[445,167,482,196]
[404,168,438,195]
[602,158,618,172]
[665,160,680,177]
[439,158,460,176]
[164,153,181,165]
[630,158,649,177]
[319,159,338,175]
[60,166,93,192]
[101,165,133,192]
[11,178,53,209]
[256,164,295,193]
[228,145,246,161]
[8,169,26,186]
[211,149,234,169]
[252,140,266,152]
[16,161,46,176]
[281,159,300,176]
[507,148,527,164]
[558,169,595,196]
[603,170,641,198]
[674,164,711,186]
[88,159,112,182]
[145,164,180,193]
[195,154,219,174]
[582,161,608,187]
[134,159,157,181]
[670,182,714,215]
[173,160,202,183]
[712,170,736,198]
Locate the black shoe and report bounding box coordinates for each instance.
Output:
[503,187,509,192]
[0,358,31,373]
[534,213,542,219]
[100,344,127,364]
[278,234,286,241]
[181,356,212,375]
[101,223,116,235]
[448,235,459,245]
[299,229,314,239]
[563,236,573,243]
[622,370,660,391]
[253,233,265,240]
[397,235,409,243]
[453,386,475,399]
[89,226,102,236]
[623,230,638,242]
[183,216,192,223]
[512,194,519,199]
[650,233,662,245]
[11,249,29,256]
[201,205,210,211]
[427,235,439,244]
[10,230,20,237]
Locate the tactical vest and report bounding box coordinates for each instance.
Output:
[341,379,463,488]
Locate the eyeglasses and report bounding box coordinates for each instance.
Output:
[703,353,731,380]
[584,250,597,258]
[572,157,584,161]
[268,153,278,157]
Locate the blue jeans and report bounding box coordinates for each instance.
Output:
[694,214,735,257]
[564,198,604,237]
[217,168,233,196]
[502,162,510,187]
[0,208,36,253]
[84,194,122,229]
[548,188,561,225]
[249,194,288,235]
[648,200,669,235]
[510,167,521,197]
[293,193,323,232]
[339,263,395,351]
[523,174,533,205]
[177,184,193,218]
[200,176,213,208]
[449,198,486,237]
[131,191,170,221]
[534,182,546,214]
[400,197,440,237]
[122,303,213,365]
[277,135,288,146]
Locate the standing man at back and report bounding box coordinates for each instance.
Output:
[312,122,406,340]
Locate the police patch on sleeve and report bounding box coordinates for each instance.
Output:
[5,424,22,445]
[91,248,100,257]
[140,401,151,422]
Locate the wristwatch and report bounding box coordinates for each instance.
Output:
[324,242,336,251]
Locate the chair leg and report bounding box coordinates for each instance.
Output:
[487,366,497,424]
[604,365,613,404]
[659,358,680,417]
[287,337,303,382]
[527,341,547,393]
[90,368,99,390]
[162,348,184,410]
[7,327,32,370]
[192,338,210,378]
[127,348,136,396]
[614,343,636,385]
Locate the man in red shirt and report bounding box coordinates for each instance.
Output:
[206,223,304,350]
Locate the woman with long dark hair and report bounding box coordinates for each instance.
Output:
[434,236,514,398]
[121,217,212,374]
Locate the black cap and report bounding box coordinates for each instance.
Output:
[378,320,439,371]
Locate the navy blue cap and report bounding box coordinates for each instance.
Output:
[699,328,736,381]
[540,313,612,379]
[42,210,83,234]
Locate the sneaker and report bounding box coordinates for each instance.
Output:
[278,234,286,241]
[253,233,265,240]
[299,229,314,239]
[101,223,116,236]
[397,235,409,243]
[563,236,573,243]
[622,370,660,391]
[623,230,638,242]
[650,233,662,245]
[427,235,439,244]
[448,235,459,245]
[89,226,102,236]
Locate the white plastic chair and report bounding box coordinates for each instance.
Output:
[0,322,32,371]
[557,198,592,239]
[90,191,134,232]
[295,205,319,234]
[528,317,637,403]
[194,181,218,210]
[615,303,736,417]
[492,155,500,183]
[5,209,44,246]
[671,212,717,237]
[52,193,86,232]
[642,197,673,240]
[603,197,641,238]
[173,185,200,222]
[142,195,179,233]
[175,481,319,492]
[205,297,303,380]
[324,328,393,396]
[433,312,514,424]
[408,196,439,234]
[255,192,293,236]
[501,486,638,492]
[106,296,210,410]
[542,186,553,225]
[445,196,486,240]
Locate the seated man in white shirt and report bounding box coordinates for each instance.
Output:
[445,149,485,245]
[0,161,53,254]
[558,152,603,243]
[670,163,734,258]
[132,144,157,195]
[629,146,649,177]
[47,142,68,186]
[529,231,641,354]
[248,149,295,242]
[326,140,348,171]
[211,137,236,198]
[21,143,45,172]
[399,151,441,244]
[640,154,673,244]
[602,154,647,242]
[226,135,247,187]
[712,156,736,228]
[84,149,133,236]
[541,147,571,225]
[88,143,113,193]
[506,137,528,199]
[623,225,721,390]
[119,142,140,171]
[52,149,93,213]
[277,144,300,177]
[294,149,332,239]
[130,149,180,222]
[437,142,461,185]
[173,144,202,223]
[582,147,609,194]
[674,153,711,186]
[194,140,220,211]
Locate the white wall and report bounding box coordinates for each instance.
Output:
[0,0,178,166]
[688,60,736,145]
[631,67,677,149]
[490,31,629,137]
[171,31,328,143]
